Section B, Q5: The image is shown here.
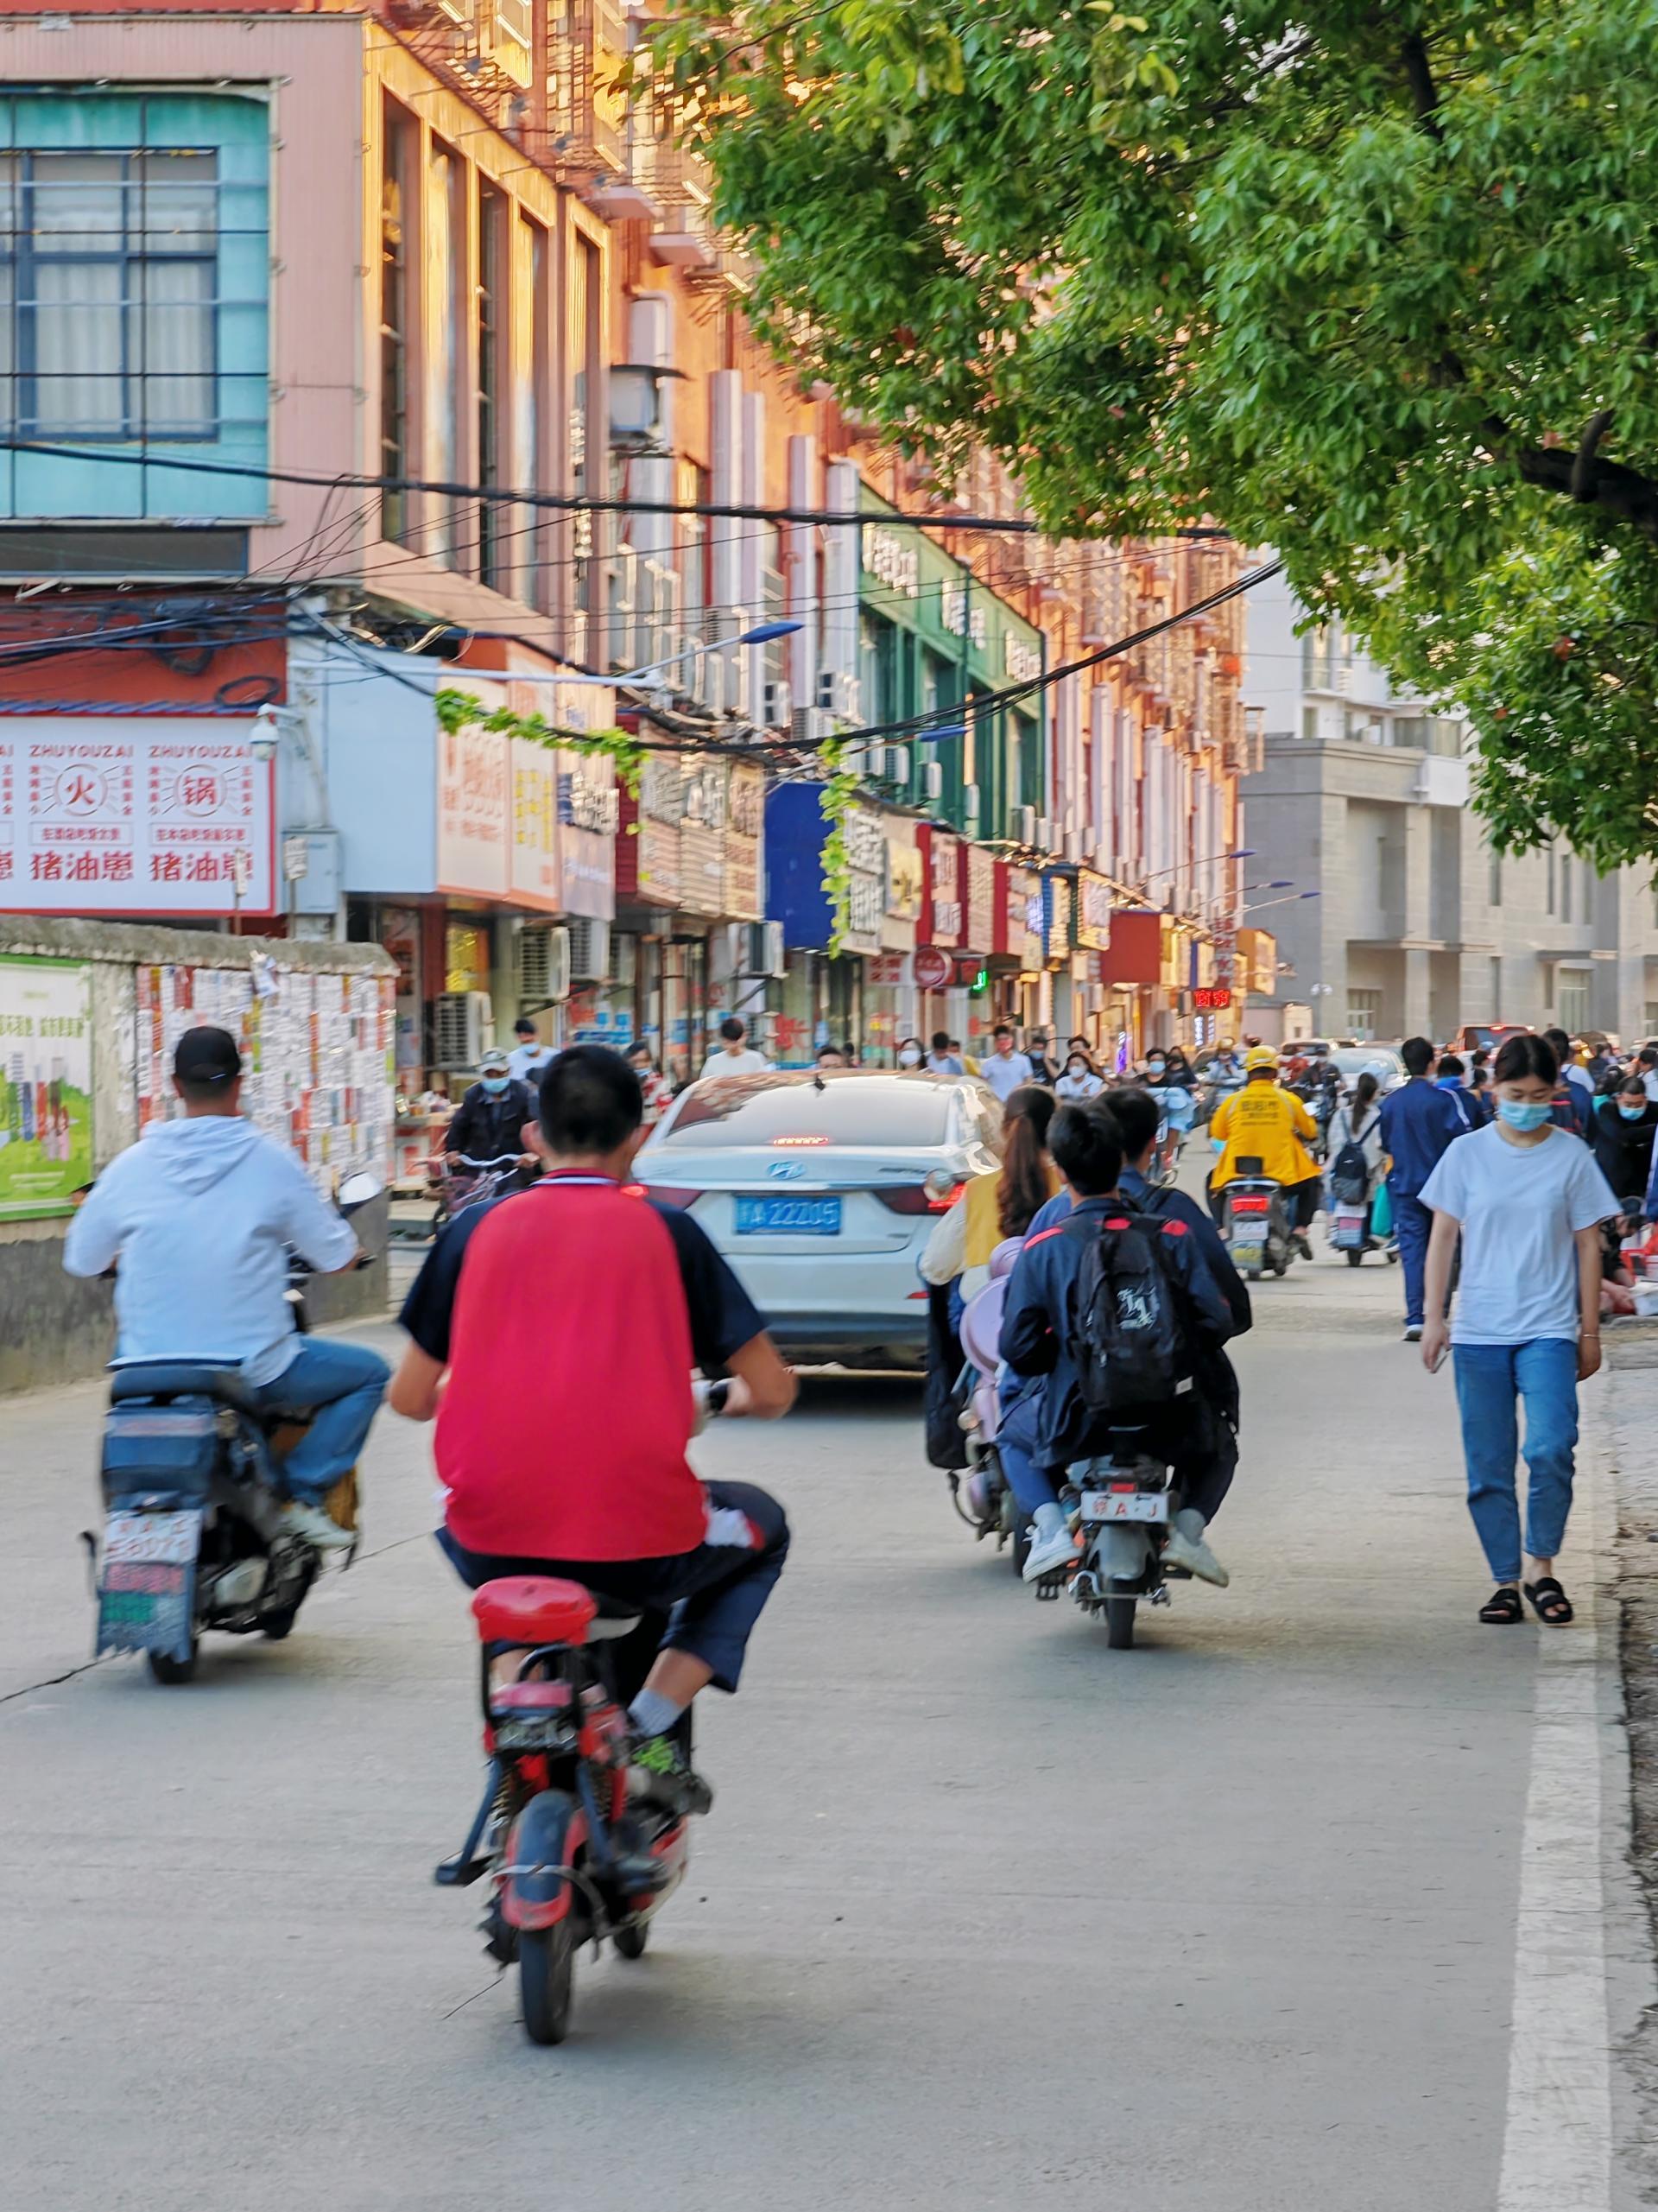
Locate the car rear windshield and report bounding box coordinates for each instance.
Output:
[656,1073,955,1150]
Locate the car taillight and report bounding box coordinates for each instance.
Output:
[1231,1195,1269,1215]
[876,1181,965,1215]
[637,1186,699,1208]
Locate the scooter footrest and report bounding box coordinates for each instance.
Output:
[1034,1571,1066,1601]
[433,1852,494,1889]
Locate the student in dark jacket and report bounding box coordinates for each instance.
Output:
[445,1048,539,1177]
[998,1103,1235,1589]
[1589,1076,1658,1209]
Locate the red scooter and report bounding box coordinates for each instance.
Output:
[434,1382,729,2045]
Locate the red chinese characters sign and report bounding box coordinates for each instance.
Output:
[0,723,274,916]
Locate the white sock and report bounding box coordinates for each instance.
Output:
[628,1688,684,1739]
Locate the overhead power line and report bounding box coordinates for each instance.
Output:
[0,437,1231,542]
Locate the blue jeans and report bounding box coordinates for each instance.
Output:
[996,1391,1061,1522]
[254,1338,390,1503]
[437,1481,788,1695]
[1452,1340,1579,1581]
[1392,1188,1434,1327]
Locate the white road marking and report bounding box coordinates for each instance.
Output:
[1497,1394,1614,2211]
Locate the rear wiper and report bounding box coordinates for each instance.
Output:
[813,1071,826,1093]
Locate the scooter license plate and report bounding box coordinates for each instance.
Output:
[1231,1236,1265,1265]
[96,1508,202,1659]
[1079,1490,1169,1524]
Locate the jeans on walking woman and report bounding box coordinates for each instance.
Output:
[1451,1340,1579,1583]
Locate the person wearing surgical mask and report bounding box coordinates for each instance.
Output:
[1418,1032,1618,1629]
[1055,1048,1104,1100]
[444,1046,539,1182]
[896,1036,925,1070]
[1589,1073,1658,1207]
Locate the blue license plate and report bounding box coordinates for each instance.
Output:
[735,1196,842,1236]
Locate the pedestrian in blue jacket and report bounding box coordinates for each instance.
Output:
[1378,1036,1468,1342]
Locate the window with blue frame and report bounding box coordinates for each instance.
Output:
[0,93,268,522]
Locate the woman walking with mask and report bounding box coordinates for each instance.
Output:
[1419,1034,1617,1626]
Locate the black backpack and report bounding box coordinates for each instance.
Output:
[1066,1207,1187,1414]
[1328,1115,1374,1205]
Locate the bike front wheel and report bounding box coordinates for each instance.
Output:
[520,1923,574,2045]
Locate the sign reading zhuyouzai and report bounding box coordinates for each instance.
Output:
[0,722,275,916]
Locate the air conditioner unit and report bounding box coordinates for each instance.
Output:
[883,745,910,786]
[433,991,492,1070]
[566,917,611,981]
[518,923,571,1006]
[745,920,787,979]
[1013,804,1038,845]
[963,783,981,830]
[792,704,835,745]
[1066,827,1085,864]
[1036,816,1054,851]
[921,760,945,803]
[763,679,793,728]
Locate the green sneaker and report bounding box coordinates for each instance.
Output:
[626,1732,714,1817]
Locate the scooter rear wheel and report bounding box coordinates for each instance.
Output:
[148,1638,198,1685]
[1104,1596,1136,1650]
[520,1923,574,2044]
[613,1920,649,1961]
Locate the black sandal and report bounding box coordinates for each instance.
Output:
[1524,1577,1574,1626]
[1479,1588,1524,1624]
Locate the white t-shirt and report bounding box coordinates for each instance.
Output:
[699,1046,771,1080]
[63,1117,358,1384]
[508,1042,556,1086]
[1418,1123,1617,1345]
[980,1050,1034,1103]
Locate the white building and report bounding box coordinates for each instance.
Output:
[1241,569,1658,1044]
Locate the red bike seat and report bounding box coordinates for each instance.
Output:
[471,1576,597,1648]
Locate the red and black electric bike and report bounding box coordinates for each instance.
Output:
[434,1383,729,2045]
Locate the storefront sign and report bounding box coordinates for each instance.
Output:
[509,738,560,913]
[926,829,962,945]
[914,945,952,992]
[941,582,988,650]
[1003,865,1043,970]
[0,955,92,1218]
[725,764,764,922]
[842,808,886,955]
[636,756,685,908]
[438,720,510,901]
[558,751,617,919]
[1043,875,1073,968]
[863,524,921,600]
[1076,871,1113,952]
[1006,636,1043,683]
[0,723,274,916]
[885,841,922,922]
[966,847,997,954]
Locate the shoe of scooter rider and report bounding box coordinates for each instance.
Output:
[1162,1506,1230,1588]
[278,1498,354,1553]
[627,1731,715,1818]
[962,1467,994,1521]
[1292,1231,1314,1262]
[1022,1505,1077,1583]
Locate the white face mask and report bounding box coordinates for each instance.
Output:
[1067,1061,1085,1077]
[898,1048,921,1067]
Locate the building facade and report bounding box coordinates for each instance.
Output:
[1242,567,1658,1043]
[0,0,1262,1090]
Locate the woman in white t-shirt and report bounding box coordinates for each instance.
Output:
[1419,1033,1617,1627]
[1055,1049,1104,1101]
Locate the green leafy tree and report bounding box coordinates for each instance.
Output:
[651,1,1658,864]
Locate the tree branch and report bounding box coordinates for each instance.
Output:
[1401,31,1445,142]
[1571,409,1615,503]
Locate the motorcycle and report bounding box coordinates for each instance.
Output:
[85,1171,382,1684]
[1031,1426,1187,1650]
[1218,1155,1293,1280]
[947,1240,1025,1570]
[440,1151,528,1224]
[435,1382,731,2046]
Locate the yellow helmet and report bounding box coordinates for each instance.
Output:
[1244,1045,1280,1074]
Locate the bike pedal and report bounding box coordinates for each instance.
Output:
[1035,1571,1066,1602]
[433,1851,493,1889]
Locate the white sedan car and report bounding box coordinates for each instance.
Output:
[635,1068,1002,1366]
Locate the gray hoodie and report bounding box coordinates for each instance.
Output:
[64,1117,358,1384]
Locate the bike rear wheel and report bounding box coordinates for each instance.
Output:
[613,1920,649,1961]
[1104,1596,1136,1650]
[520,1923,574,2044]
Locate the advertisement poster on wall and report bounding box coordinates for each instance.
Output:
[0,954,92,1219]
[0,723,275,917]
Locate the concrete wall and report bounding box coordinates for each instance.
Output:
[0,916,394,1393]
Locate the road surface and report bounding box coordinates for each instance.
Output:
[0,1248,1642,2209]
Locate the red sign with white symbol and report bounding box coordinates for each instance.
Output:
[914,945,953,992]
[0,722,275,916]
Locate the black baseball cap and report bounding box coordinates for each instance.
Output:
[174,1025,243,1086]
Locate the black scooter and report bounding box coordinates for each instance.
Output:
[85,1172,382,1683]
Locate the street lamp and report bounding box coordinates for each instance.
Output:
[1139,846,1255,885]
[1240,890,1321,916]
[1239,878,1293,894]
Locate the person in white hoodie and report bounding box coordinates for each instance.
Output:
[64,1025,388,1552]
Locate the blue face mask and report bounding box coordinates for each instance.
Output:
[1497,1099,1552,1131]
[1620,1102,1648,1122]
[480,1074,509,1095]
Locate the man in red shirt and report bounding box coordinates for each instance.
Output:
[390,1046,795,1810]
